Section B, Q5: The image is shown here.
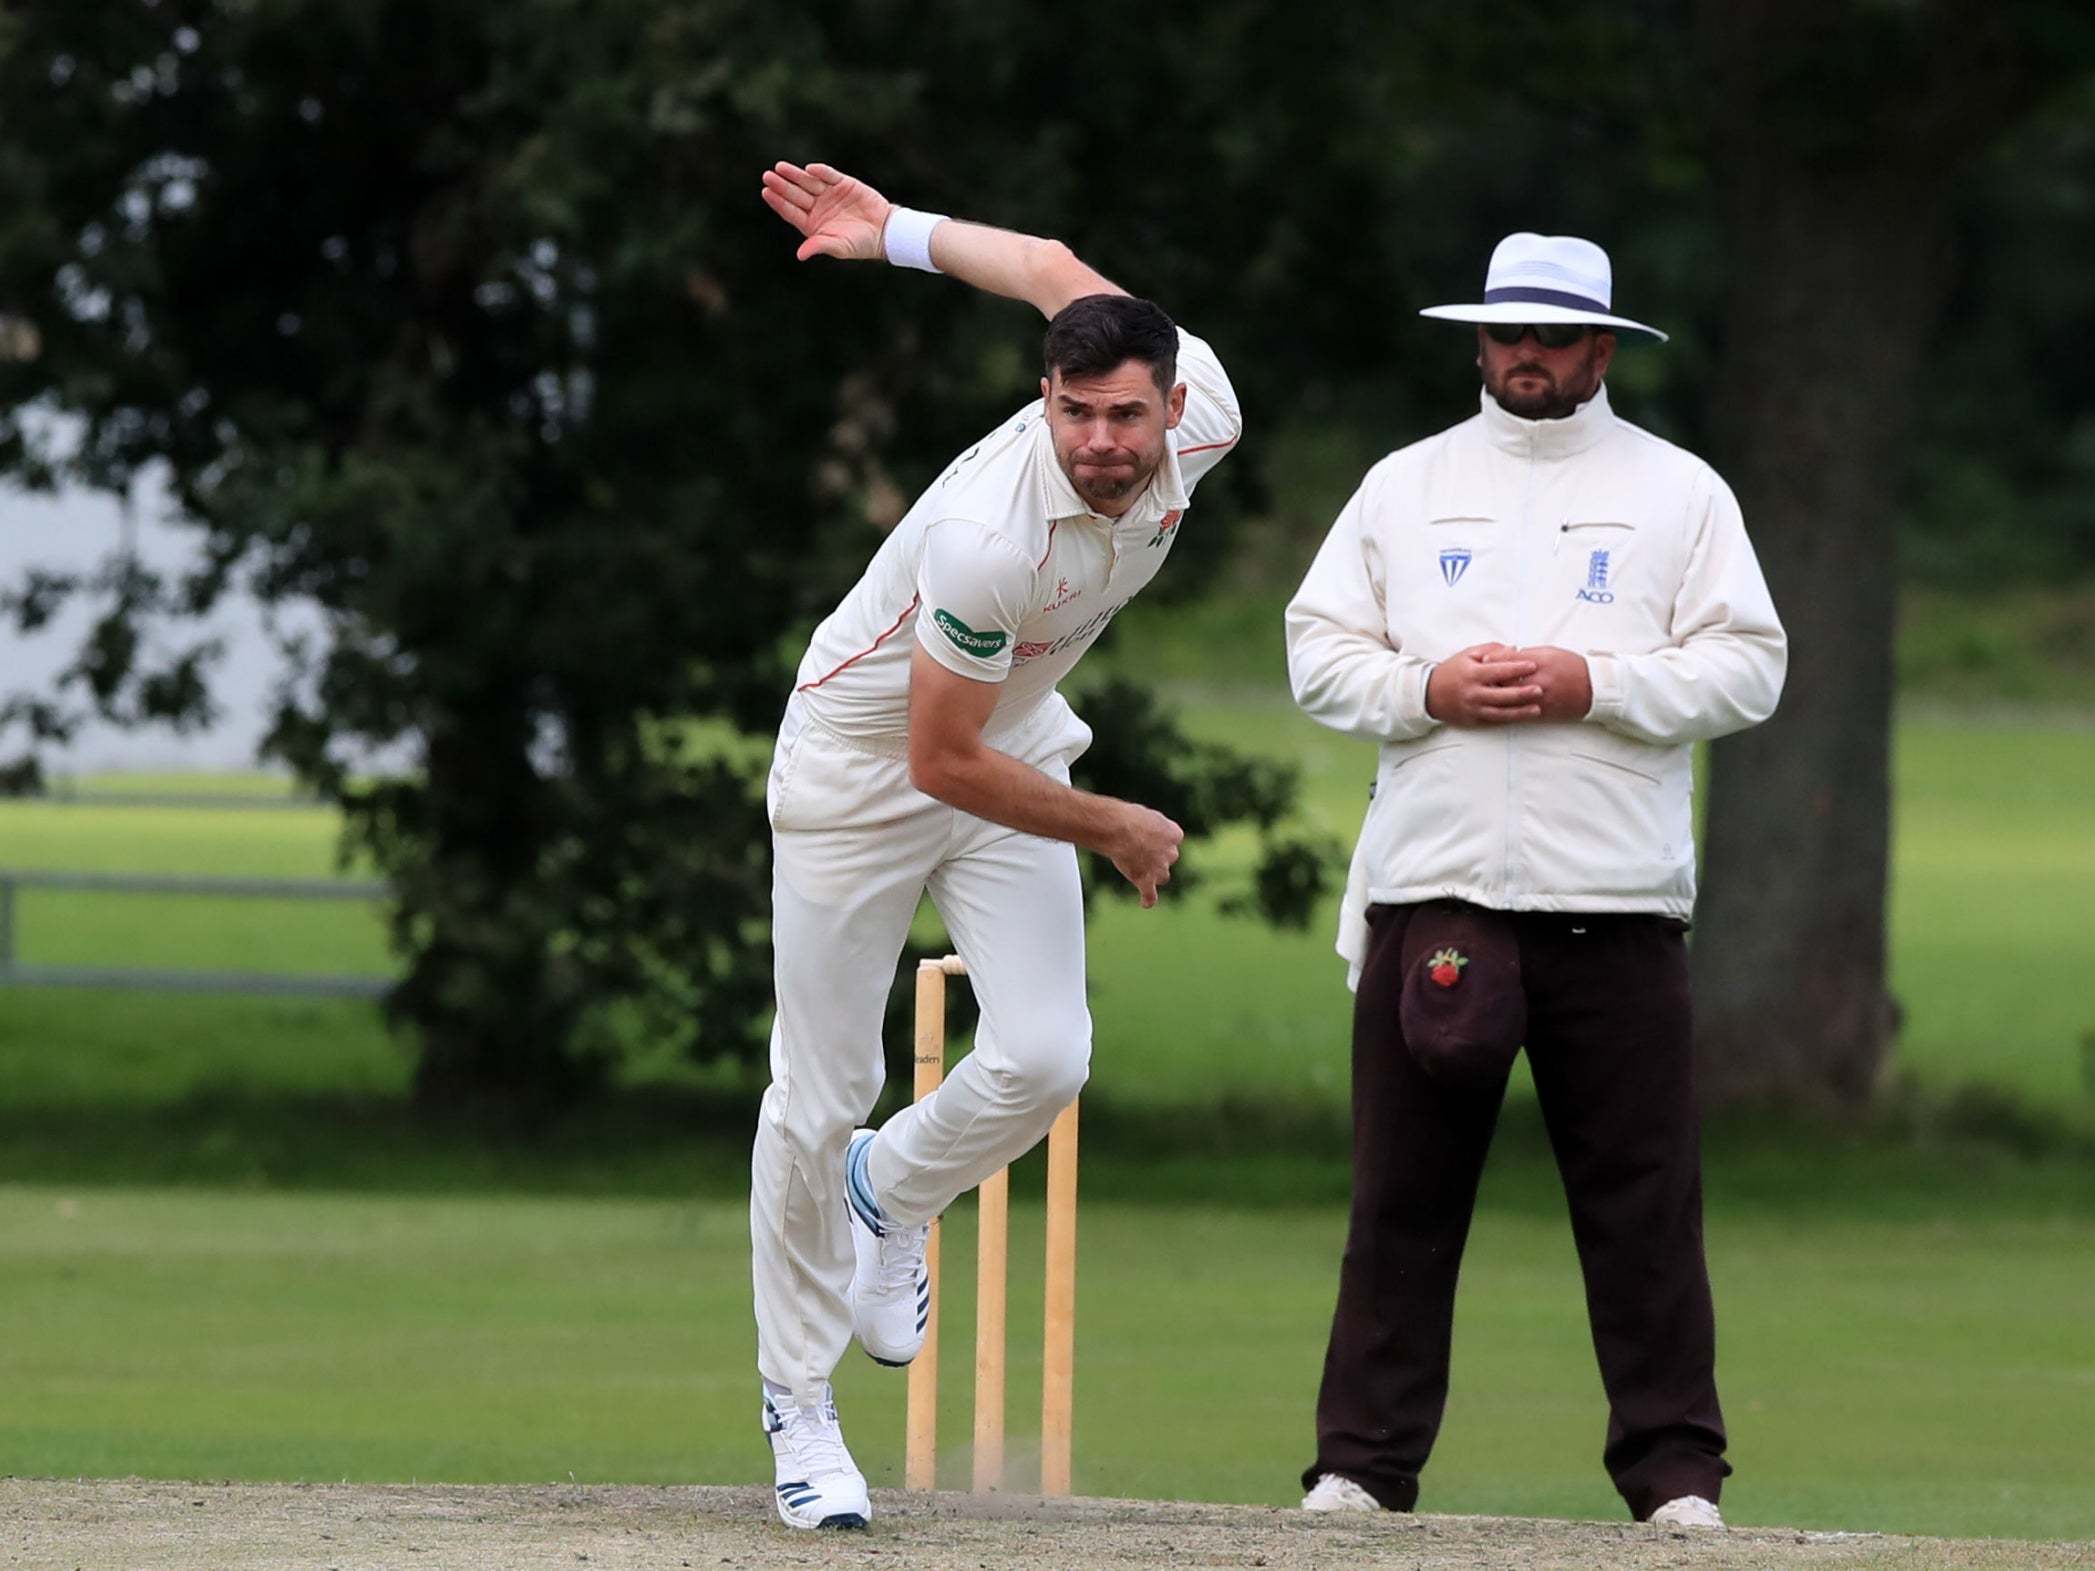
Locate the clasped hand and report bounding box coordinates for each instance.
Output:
[1424,643,1592,726]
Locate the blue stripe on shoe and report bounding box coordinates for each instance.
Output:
[845,1133,886,1235]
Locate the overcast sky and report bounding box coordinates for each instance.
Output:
[3,473,298,775]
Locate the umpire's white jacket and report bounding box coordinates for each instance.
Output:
[1285,385,1786,980]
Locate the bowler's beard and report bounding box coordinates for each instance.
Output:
[1487,356,1603,421]
[1060,450,1157,511]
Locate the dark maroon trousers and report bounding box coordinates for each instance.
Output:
[1302,902,1730,1520]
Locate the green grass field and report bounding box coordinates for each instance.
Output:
[2,1183,2088,1540]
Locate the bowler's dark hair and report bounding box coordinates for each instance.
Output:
[1043,294,1178,396]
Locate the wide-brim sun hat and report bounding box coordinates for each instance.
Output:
[1420,232,1667,342]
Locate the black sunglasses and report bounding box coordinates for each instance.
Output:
[1483,322,1595,349]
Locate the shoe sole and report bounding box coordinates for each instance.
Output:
[774,1500,870,1531]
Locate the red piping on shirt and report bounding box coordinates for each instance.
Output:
[1178,437,1239,457]
[796,595,920,691]
[1034,518,1060,571]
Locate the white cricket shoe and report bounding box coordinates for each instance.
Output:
[1301,1472,1383,1512]
[1650,1494,1725,1529]
[846,1128,931,1367]
[763,1384,870,1531]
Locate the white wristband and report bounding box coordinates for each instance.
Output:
[883,207,947,273]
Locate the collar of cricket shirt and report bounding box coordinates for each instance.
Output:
[1478,381,1614,462]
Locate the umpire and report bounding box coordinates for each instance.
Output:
[1284,233,1787,1527]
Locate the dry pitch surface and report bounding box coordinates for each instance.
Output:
[6,1481,2091,1571]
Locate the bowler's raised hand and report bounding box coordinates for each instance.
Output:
[759,161,891,263]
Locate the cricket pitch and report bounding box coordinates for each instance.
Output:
[4,1478,2085,1570]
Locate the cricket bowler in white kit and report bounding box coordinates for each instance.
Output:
[751,161,1242,1529]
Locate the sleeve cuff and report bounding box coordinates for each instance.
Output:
[1397,657,1441,733]
[1586,652,1624,723]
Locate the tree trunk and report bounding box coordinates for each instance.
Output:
[1692,179,1940,1110]
[1690,1,2036,1110]
[386,691,600,1119]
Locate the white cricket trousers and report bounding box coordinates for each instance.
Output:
[751,693,1094,1404]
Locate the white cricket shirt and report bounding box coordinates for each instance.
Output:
[790,329,1241,742]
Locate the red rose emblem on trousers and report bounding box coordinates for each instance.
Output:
[1426,947,1469,988]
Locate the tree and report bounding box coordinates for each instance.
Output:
[0,1,1326,1116]
[1690,0,2095,1108]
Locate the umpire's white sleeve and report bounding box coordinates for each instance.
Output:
[1285,472,1439,742]
[1585,468,1788,746]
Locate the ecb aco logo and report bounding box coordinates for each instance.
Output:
[1438,548,1472,587]
[1576,548,1615,604]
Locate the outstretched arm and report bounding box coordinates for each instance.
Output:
[759,161,1124,318]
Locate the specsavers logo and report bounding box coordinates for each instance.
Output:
[933,609,1010,659]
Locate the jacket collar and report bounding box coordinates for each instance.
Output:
[1033,411,1191,523]
[1478,382,1614,460]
